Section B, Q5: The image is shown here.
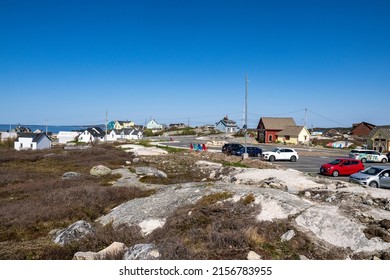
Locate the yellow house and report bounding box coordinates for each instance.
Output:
[114,120,134,130]
[277,126,311,145]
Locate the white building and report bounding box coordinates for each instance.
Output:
[215,116,238,134]
[146,119,163,130]
[0,131,17,142]
[57,131,81,144]
[78,127,106,143]
[14,133,52,150]
[107,129,143,142]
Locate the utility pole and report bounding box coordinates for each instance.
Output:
[304,108,307,128]
[243,73,249,159]
[105,110,108,142]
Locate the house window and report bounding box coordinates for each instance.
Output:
[285,136,290,140]
[268,134,273,142]
[31,143,33,148]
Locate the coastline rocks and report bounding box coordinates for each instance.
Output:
[90,165,112,176]
[123,243,160,260]
[134,166,167,178]
[53,220,95,246]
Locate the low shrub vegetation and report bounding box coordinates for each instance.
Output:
[0,145,155,259]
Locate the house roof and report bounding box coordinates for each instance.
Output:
[277,126,307,137]
[259,117,296,130]
[368,127,390,139]
[86,127,105,137]
[17,133,51,142]
[216,116,237,127]
[352,121,376,129]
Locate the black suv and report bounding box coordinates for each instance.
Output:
[222,143,244,155]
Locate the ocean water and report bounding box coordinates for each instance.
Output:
[0,124,104,134]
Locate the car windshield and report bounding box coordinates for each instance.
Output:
[329,159,342,165]
[361,167,383,175]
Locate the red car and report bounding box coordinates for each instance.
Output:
[320,158,365,177]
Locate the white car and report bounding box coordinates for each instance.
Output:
[262,148,299,162]
[348,149,388,163]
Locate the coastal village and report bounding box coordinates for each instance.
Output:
[1,115,390,260]
[1,116,390,152]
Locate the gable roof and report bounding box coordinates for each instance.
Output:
[216,116,237,127]
[86,127,105,137]
[259,117,296,130]
[368,127,390,139]
[352,122,376,129]
[17,133,51,142]
[277,126,308,137]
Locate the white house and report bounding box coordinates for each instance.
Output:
[77,127,106,143]
[14,133,52,150]
[57,131,81,144]
[107,129,143,141]
[128,129,143,139]
[146,119,163,130]
[215,116,238,134]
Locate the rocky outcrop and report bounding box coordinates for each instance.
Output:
[62,172,81,180]
[53,220,95,246]
[88,150,390,258]
[90,165,111,176]
[121,144,168,156]
[73,242,128,260]
[123,243,160,260]
[134,166,167,178]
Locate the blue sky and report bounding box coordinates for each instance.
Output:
[1,0,389,128]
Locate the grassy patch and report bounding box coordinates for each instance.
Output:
[159,146,183,153]
[221,161,248,168]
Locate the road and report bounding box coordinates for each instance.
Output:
[149,135,390,182]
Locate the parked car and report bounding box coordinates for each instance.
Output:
[222,143,244,155]
[348,149,388,163]
[231,146,262,157]
[379,174,390,189]
[320,158,365,177]
[349,166,390,188]
[262,148,299,162]
[387,152,390,161]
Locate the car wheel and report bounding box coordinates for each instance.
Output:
[361,158,367,163]
[332,170,339,177]
[290,155,297,162]
[381,158,388,163]
[369,181,379,188]
[269,155,275,162]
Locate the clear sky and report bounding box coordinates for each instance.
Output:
[1,0,389,128]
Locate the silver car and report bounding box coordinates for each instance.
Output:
[349,166,390,188]
[379,175,390,189]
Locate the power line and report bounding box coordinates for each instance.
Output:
[307,109,349,127]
